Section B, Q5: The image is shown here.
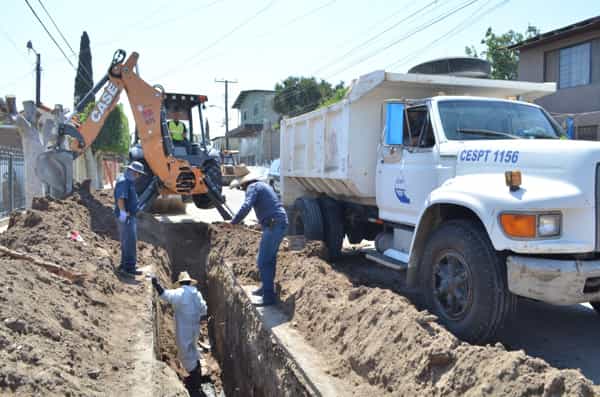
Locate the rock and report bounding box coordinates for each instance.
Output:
[60,316,73,331]
[348,287,367,301]
[31,197,50,211]
[23,211,43,228]
[4,318,27,334]
[87,369,101,380]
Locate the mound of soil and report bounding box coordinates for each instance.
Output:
[0,186,206,396]
[209,223,599,396]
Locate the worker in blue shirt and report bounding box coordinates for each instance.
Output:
[114,161,146,278]
[231,172,288,306]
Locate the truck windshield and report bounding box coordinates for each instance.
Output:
[438,100,563,140]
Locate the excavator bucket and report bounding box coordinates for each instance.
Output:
[35,151,74,199]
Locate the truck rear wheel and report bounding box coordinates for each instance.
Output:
[291,197,323,241]
[319,197,345,260]
[420,220,515,344]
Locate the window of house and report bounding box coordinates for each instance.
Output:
[243,111,247,121]
[559,42,591,88]
[576,125,599,141]
[253,103,259,116]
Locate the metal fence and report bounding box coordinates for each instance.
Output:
[0,146,26,218]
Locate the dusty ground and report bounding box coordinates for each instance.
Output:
[0,185,216,396]
[210,223,600,397]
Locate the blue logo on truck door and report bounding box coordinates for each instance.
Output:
[394,175,411,204]
[459,149,520,164]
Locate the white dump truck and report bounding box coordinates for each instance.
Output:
[280,70,600,343]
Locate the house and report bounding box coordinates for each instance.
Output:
[228,90,280,165]
[511,16,600,140]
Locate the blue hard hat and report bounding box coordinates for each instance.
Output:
[127,161,146,175]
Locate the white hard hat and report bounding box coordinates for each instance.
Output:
[127,161,146,175]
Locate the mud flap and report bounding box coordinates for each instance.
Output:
[35,151,74,199]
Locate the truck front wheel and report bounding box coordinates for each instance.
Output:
[420,220,515,344]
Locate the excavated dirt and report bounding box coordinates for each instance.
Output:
[0,185,217,396]
[210,223,600,397]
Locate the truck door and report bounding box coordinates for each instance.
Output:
[377,103,438,225]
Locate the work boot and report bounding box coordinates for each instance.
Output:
[118,267,137,279]
[251,286,263,296]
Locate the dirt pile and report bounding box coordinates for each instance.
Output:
[210,223,599,397]
[0,186,193,396]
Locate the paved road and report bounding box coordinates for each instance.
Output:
[498,299,600,384]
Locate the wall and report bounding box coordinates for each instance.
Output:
[238,92,279,127]
[517,28,600,113]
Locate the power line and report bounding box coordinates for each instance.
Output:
[313,0,439,75]
[323,0,480,79]
[274,0,480,110]
[34,0,94,83]
[256,0,337,38]
[155,0,278,80]
[36,0,76,55]
[0,27,31,64]
[387,0,510,70]
[24,0,76,70]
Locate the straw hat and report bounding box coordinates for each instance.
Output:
[240,172,261,188]
[176,271,197,285]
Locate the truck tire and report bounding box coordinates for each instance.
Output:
[291,197,323,241]
[420,220,516,344]
[193,160,223,209]
[319,197,345,260]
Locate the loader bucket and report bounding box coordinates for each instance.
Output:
[35,151,74,199]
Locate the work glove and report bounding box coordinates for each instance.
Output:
[151,276,164,296]
[118,210,127,223]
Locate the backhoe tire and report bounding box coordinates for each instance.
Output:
[319,197,345,260]
[420,220,516,344]
[193,160,223,209]
[290,197,323,241]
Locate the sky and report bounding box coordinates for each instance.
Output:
[1,0,599,138]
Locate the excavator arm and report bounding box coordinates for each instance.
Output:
[37,50,232,219]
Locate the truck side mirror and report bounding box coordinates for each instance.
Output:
[385,102,404,145]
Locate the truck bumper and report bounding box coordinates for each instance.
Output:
[506,256,600,305]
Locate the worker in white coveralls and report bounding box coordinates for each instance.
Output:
[151,271,207,382]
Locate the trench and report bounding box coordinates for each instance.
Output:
[137,215,322,397]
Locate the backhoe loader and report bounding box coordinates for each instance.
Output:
[36,49,232,219]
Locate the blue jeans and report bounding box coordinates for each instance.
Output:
[257,221,287,302]
[118,217,137,272]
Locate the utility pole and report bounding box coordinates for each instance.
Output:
[27,41,41,106]
[215,78,237,151]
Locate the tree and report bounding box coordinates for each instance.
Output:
[273,77,346,117]
[465,25,539,80]
[74,32,93,106]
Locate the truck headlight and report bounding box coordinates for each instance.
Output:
[538,214,561,237]
[500,212,561,239]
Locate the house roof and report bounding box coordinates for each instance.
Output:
[232,90,274,109]
[509,16,600,50]
[227,123,262,138]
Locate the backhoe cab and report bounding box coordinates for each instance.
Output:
[130,91,223,210]
[35,49,232,220]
